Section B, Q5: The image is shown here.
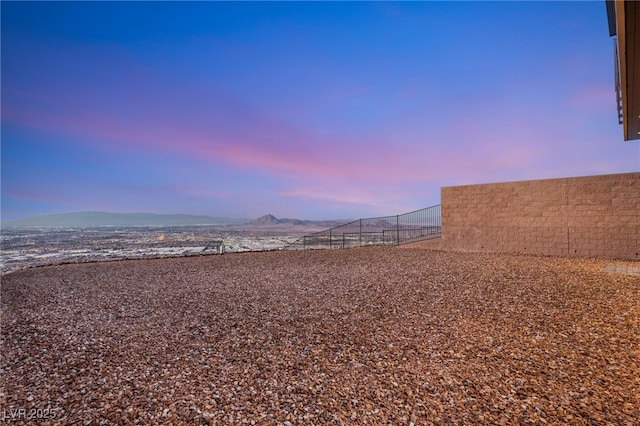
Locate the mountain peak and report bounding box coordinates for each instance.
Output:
[252,214,281,225]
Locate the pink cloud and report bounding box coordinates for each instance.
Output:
[4,81,446,186]
[277,186,381,209]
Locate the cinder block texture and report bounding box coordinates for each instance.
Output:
[440,173,639,259]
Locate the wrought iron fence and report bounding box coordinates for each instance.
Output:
[286,205,441,250]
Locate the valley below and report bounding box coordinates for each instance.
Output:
[0,223,327,274]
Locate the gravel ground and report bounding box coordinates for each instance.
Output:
[1,248,639,425]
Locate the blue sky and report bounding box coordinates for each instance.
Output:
[2,1,638,221]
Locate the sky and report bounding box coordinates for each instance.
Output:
[2,1,639,221]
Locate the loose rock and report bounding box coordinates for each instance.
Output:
[1,248,638,424]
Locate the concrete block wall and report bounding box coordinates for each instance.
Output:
[438,172,639,259]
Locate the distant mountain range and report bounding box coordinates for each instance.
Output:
[2,212,250,228]
[250,214,347,227]
[2,212,350,228]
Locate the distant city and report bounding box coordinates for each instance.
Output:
[1,212,348,274]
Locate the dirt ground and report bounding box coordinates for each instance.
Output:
[1,247,638,425]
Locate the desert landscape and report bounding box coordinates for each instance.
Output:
[1,247,638,425]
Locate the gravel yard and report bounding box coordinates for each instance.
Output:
[1,247,638,425]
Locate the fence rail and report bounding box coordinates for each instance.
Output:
[286,205,441,250]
